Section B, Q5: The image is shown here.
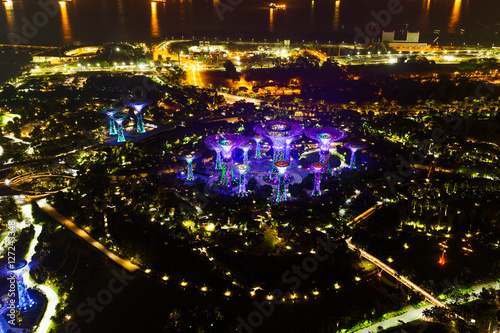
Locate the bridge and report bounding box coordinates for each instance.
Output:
[0,44,58,52]
[346,237,448,308]
[346,203,383,227]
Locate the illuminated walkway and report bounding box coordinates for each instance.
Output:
[355,279,500,333]
[346,238,447,308]
[24,224,59,333]
[37,199,140,273]
[346,204,383,227]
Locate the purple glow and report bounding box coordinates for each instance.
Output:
[253,135,263,160]
[205,133,246,186]
[126,101,151,134]
[274,161,290,203]
[254,121,302,163]
[311,163,323,196]
[304,127,346,156]
[236,164,249,197]
[346,143,367,169]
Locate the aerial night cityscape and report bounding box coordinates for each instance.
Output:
[1,0,500,332]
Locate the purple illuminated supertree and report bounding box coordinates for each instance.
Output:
[304,127,346,164]
[180,152,201,181]
[8,260,35,312]
[113,114,128,143]
[126,101,151,134]
[346,143,367,169]
[240,142,251,166]
[235,164,249,197]
[253,135,263,160]
[254,121,303,164]
[102,108,120,135]
[311,163,323,196]
[274,161,290,203]
[205,133,246,186]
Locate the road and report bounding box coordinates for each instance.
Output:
[37,199,140,273]
[154,40,204,87]
[183,58,204,87]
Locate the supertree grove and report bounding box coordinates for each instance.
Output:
[311,163,323,196]
[205,133,246,186]
[346,143,367,169]
[113,115,128,143]
[274,161,290,203]
[304,126,346,164]
[235,164,249,197]
[180,152,201,181]
[126,101,151,134]
[253,121,303,164]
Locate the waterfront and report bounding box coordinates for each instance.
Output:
[1,0,500,46]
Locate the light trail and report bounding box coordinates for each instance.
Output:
[346,204,383,226]
[346,238,447,308]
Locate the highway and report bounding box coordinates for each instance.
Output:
[155,40,205,87]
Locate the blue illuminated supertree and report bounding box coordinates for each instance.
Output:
[304,127,346,164]
[180,152,201,181]
[274,161,290,203]
[8,260,35,312]
[113,115,128,143]
[254,121,303,164]
[311,163,323,196]
[240,142,251,166]
[126,101,151,134]
[102,108,120,135]
[235,164,249,197]
[205,133,246,186]
[253,135,263,160]
[346,143,367,169]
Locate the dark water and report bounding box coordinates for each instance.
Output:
[0,0,499,46]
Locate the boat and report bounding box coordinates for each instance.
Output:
[269,3,286,9]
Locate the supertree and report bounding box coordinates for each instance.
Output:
[8,260,35,312]
[102,108,120,135]
[304,127,346,164]
[311,163,323,196]
[126,101,151,134]
[253,135,263,160]
[205,133,246,186]
[274,161,290,203]
[346,143,367,169]
[240,142,251,166]
[113,115,128,143]
[253,121,303,164]
[235,164,249,197]
[180,152,201,181]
